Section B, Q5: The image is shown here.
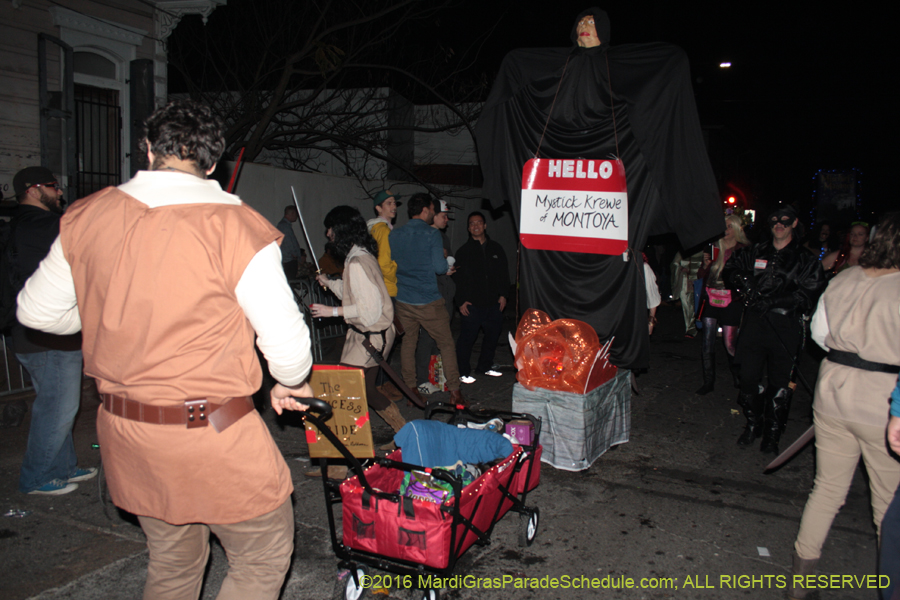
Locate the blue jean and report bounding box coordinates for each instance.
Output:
[17,350,84,493]
[455,304,503,377]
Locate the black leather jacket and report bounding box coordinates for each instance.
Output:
[724,236,826,316]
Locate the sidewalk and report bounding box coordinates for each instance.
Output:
[0,304,883,599]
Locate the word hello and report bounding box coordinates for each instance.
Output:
[547,159,614,180]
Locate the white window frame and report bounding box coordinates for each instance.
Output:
[49,7,146,185]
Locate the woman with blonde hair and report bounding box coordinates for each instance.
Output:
[695,214,750,395]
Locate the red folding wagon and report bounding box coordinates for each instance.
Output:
[302,399,542,600]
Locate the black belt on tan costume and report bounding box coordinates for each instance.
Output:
[347,323,390,351]
[826,350,900,374]
[101,394,254,433]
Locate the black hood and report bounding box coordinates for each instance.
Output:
[570,7,611,46]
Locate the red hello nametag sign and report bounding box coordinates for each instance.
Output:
[520,158,629,255]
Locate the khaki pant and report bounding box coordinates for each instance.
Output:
[794,412,900,560]
[138,498,294,600]
[396,299,460,392]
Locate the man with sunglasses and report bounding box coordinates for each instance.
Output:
[8,167,93,495]
[724,205,826,454]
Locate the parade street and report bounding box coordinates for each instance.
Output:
[0,303,881,600]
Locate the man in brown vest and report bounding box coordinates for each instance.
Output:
[16,100,314,600]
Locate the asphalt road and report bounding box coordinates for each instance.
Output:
[0,303,884,600]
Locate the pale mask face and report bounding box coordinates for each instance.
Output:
[576,15,600,48]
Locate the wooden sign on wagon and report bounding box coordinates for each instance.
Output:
[305,365,374,459]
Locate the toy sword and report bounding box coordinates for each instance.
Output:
[764,425,815,472]
[291,186,320,273]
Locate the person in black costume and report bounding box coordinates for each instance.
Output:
[724,205,826,454]
[475,8,722,371]
[454,211,510,381]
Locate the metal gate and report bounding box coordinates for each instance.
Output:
[74,85,122,199]
[290,279,346,362]
[1,335,33,397]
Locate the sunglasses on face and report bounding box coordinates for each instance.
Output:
[32,182,61,191]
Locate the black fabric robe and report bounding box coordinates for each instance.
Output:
[475,13,722,369]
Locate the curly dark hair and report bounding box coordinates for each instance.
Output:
[859,212,900,269]
[323,205,378,261]
[140,100,225,172]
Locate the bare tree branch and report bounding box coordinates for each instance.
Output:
[167,0,488,193]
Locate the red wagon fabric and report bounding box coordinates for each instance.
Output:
[340,445,541,569]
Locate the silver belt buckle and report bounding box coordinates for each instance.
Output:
[184,400,209,429]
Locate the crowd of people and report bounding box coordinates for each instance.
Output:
[655,205,900,600]
[309,189,511,411]
[3,99,513,598]
[5,97,898,599]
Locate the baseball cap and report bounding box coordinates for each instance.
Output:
[13,166,57,196]
[373,189,402,207]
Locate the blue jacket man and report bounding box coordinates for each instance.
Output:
[390,193,466,406]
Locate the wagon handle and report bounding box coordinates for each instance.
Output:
[302,397,333,419]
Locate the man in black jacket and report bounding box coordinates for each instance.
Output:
[725,205,826,454]
[453,212,510,383]
[9,167,93,495]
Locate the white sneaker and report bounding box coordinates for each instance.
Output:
[28,479,78,496]
[68,467,98,482]
[417,382,441,395]
[459,375,476,384]
[484,369,502,377]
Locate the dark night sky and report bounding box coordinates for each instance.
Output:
[172,1,894,221]
[442,1,895,221]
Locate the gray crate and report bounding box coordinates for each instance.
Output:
[512,368,630,471]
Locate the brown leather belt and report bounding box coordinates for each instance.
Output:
[101,394,255,433]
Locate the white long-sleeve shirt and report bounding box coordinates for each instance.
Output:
[17,170,312,386]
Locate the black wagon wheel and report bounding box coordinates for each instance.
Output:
[338,565,369,600]
[518,507,540,547]
[417,588,440,600]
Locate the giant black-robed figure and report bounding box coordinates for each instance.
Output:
[475,7,722,369]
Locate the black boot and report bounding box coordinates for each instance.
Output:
[726,354,741,389]
[736,390,763,446]
[695,353,715,395]
[760,388,792,454]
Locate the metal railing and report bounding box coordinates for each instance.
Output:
[0,334,33,397]
[289,278,346,363]
[1,281,344,395]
